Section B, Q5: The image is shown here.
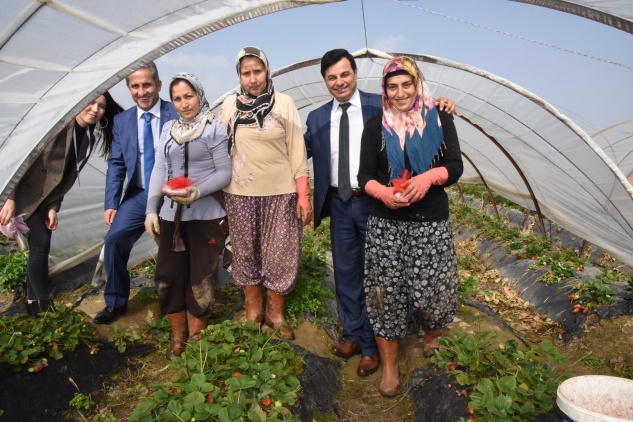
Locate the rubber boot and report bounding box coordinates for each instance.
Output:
[166,311,187,359]
[187,312,208,341]
[244,285,263,324]
[423,327,443,358]
[376,337,400,398]
[265,291,295,340]
[26,297,55,318]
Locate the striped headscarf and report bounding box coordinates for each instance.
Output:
[227,46,276,153]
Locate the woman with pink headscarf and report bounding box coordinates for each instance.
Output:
[358,56,463,397]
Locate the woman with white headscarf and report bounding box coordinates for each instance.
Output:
[218,46,312,340]
[358,56,463,397]
[145,72,231,358]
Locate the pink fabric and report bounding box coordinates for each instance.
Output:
[0,214,29,239]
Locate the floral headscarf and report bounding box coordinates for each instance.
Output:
[381,56,444,179]
[169,72,213,144]
[227,46,276,154]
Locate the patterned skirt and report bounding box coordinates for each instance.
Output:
[364,216,458,340]
[224,193,302,295]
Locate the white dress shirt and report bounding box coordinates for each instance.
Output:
[330,89,363,189]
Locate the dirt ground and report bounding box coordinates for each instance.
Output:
[1,238,632,421]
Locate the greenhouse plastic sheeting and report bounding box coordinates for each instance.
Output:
[1,0,632,271]
[512,0,633,33]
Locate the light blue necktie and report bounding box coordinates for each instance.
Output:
[143,112,154,192]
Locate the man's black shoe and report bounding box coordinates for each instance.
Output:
[94,304,128,324]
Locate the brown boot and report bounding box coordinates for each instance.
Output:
[187,312,208,341]
[244,285,263,324]
[423,327,443,358]
[166,311,186,359]
[376,337,400,398]
[265,291,295,340]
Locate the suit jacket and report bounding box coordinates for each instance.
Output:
[10,120,94,220]
[104,99,177,210]
[304,90,382,228]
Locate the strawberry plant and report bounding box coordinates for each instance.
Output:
[128,320,301,421]
[0,305,96,369]
[529,256,576,284]
[432,331,566,421]
[597,267,627,284]
[0,250,27,291]
[107,325,142,353]
[69,392,95,410]
[575,279,616,307]
[458,275,479,301]
[285,221,335,327]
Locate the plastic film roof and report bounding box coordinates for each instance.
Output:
[0,0,339,202]
[511,0,633,33]
[1,0,632,270]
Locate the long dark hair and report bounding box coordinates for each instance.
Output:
[97,91,124,158]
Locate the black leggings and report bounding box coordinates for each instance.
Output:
[25,209,52,300]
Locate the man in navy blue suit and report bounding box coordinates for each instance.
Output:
[94,62,178,324]
[305,49,454,376]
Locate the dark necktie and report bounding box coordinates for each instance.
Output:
[143,112,154,192]
[338,102,352,202]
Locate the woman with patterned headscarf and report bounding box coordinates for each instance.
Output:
[145,72,231,358]
[358,56,463,397]
[218,46,311,340]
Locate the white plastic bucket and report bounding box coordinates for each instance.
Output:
[557,375,633,421]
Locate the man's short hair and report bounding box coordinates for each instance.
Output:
[320,49,357,78]
[126,61,160,86]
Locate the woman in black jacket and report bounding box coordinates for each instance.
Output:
[358,56,463,397]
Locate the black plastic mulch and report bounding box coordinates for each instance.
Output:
[290,344,342,421]
[0,343,155,421]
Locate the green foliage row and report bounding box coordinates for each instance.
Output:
[0,305,96,369]
[432,331,566,421]
[449,194,588,285]
[130,320,301,422]
[456,183,529,213]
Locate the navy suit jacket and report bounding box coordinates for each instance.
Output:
[104,99,178,210]
[304,90,382,228]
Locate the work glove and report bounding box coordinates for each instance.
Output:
[173,186,200,206]
[144,212,160,241]
[295,176,313,226]
[365,180,407,209]
[402,167,448,203]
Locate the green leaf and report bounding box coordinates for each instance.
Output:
[128,398,158,421]
[456,372,475,386]
[183,391,205,406]
[496,376,516,394]
[494,394,513,411]
[477,378,495,395]
[166,399,183,416]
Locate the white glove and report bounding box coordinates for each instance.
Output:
[144,212,160,241]
[173,186,200,206]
